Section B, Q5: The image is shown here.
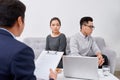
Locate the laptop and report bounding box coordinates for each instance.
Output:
[63,56,99,80]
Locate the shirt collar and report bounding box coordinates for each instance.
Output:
[79,31,86,38]
[79,31,90,39]
[0,28,16,39]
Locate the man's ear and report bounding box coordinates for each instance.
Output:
[17,16,23,27]
[15,16,24,36]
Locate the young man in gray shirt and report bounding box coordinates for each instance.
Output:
[70,16,108,68]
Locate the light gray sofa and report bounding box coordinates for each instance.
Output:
[23,37,116,74]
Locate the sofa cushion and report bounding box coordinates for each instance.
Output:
[94,37,106,50]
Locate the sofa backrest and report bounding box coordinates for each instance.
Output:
[23,37,106,59]
[94,37,106,50]
[23,37,46,59]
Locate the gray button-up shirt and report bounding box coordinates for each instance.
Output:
[70,32,101,56]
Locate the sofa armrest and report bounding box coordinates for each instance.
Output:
[101,47,117,74]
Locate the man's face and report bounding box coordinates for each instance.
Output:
[82,21,94,36]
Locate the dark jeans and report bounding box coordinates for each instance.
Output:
[57,58,63,68]
[91,54,109,68]
[57,52,66,68]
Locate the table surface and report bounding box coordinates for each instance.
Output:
[57,69,119,80]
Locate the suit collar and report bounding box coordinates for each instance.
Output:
[0,28,15,38]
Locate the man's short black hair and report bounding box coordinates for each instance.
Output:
[80,16,93,29]
[0,0,26,28]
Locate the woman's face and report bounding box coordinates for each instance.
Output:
[50,20,60,33]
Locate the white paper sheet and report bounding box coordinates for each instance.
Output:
[34,50,64,80]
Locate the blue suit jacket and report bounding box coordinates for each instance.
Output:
[0,29,36,80]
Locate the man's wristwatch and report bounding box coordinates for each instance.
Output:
[49,78,54,80]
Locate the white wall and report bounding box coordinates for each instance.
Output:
[19,0,120,57]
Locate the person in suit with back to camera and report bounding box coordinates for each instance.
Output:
[46,17,67,72]
[0,0,57,80]
[70,16,109,68]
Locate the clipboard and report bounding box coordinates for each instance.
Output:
[34,50,64,80]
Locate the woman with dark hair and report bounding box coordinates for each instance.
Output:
[46,17,67,69]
